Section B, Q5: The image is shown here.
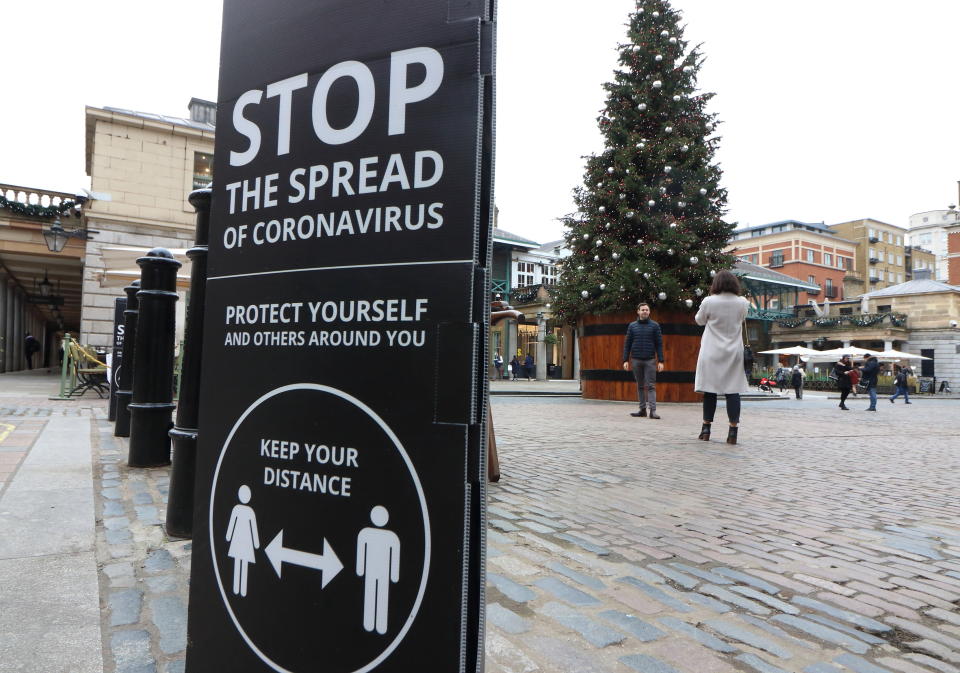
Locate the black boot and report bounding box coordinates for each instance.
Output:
[726,426,738,445]
[698,423,711,441]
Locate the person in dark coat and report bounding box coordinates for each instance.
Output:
[889,365,912,404]
[790,366,803,399]
[24,333,41,370]
[860,353,881,411]
[621,302,665,419]
[523,353,534,381]
[509,355,521,381]
[775,366,788,393]
[833,355,854,410]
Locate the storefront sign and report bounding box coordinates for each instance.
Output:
[109,297,126,421]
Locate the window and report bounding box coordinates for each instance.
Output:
[840,307,853,315]
[193,152,213,189]
[878,304,891,312]
[868,228,877,238]
[869,247,876,258]
[823,253,832,266]
[919,233,932,246]
[517,262,535,287]
[806,249,815,263]
[808,275,816,284]
[751,229,765,237]
[897,273,903,283]
[887,271,895,282]
[824,278,834,297]
[843,257,853,270]
[541,264,557,286]
[770,250,784,266]
[888,252,895,264]
[896,255,902,266]
[896,235,902,246]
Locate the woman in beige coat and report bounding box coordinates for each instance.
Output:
[694,270,750,444]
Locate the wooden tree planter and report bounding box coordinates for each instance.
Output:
[579,310,703,403]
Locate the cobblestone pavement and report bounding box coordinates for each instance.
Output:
[485,394,960,673]
[8,366,959,673]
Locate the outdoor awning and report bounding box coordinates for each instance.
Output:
[757,346,819,356]
[98,246,192,289]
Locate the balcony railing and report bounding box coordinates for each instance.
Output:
[807,287,820,295]
[868,257,879,264]
[770,256,784,267]
[774,312,907,329]
[824,288,837,299]
[0,183,83,220]
[868,236,879,243]
[869,277,879,284]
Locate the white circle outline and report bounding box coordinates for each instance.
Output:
[209,383,432,673]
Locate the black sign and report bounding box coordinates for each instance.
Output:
[186,2,494,672]
[108,297,127,422]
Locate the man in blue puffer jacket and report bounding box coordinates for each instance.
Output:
[621,302,665,419]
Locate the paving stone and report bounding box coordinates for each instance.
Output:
[488,506,520,520]
[699,584,771,615]
[110,629,155,673]
[739,614,819,650]
[657,616,737,653]
[106,528,133,545]
[533,577,601,606]
[647,563,700,589]
[132,491,154,505]
[729,586,799,614]
[802,614,886,645]
[646,639,739,673]
[518,520,557,534]
[102,487,122,500]
[712,567,781,595]
[791,596,892,633]
[145,575,179,593]
[150,596,187,655]
[901,654,960,673]
[526,635,615,673]
[104,516,131,530]
[488,573,536,603]
[135,505,161,525]
[538,602,625,647]
[832,653,896,673]
[669,563,733,585]
[885,618,960,652]
[164,662,186,673]
[490,518,520,533]
[735,653,793,673]
[619,654,681,673]
[803,664,843,673]
[487,529,513,545]
[102,500,126,517]
[143,549,175,573]
[703,618,792,658]
[554,532,611,556]
[598,610,666,642]
[103,562,135,582]
[547,562,606,590]
[815,592,886,618]
[687,593,732,613]
[617,576,692,613]
[878,657,957,673]
[770,615,870,655]
[109,589,143,626]
[926,607,960,627]
[487,602,530,634]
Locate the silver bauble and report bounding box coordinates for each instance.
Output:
[599,284,606,290]
[627,211,635,218]
[577,265,584,271]
[667,248,674,255]
[664,166,672,173]
[673,95,681,102]
[681,144,689,152]
[583,233,590,240]
[636,239,644,244]
[669,37,678,44]
[685,299,694,308]
[652,11,660,17]
[634,267,640,273]
[710,270,717,278]
[598,206,605,213]
[695,288,703,296]
[596,182,602,187]
[594,255,600,261]
[632,45,641,52]
[665,126,673,133]
[620,286,626,291]
[647,200,656,207]
[595,239,602,246]
[607,167,614,174]
[655,55,663,62]
[652,80,662,89]
[683,65,692,73]
[660,186,667,193]
[625,168,631,174]
[669,222,677,228]
[658,291,667,300]
[699,188,707,195]
[581,290,589,298]
[678,201,687,207]
[619,193,626,200]
[643,272,651,279]
[638,103,647,111]
[689,256,699,264]
[660,30,668,37]
[612,252,619,260]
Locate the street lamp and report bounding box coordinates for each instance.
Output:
[37,270,52,297]
[42,217,96,253]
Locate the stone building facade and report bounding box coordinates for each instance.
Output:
[80,104,215,346]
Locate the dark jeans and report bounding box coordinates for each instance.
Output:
[867,386,877,409]
[794,385,802,399]
[703,393,741,424]
[631,358,657,411]
[839,387,851,406]
[890,385,910,402]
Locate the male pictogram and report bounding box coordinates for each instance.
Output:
[356,505,400,634]
[226,484,260,597]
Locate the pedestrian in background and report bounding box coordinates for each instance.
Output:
[24,333,40,370]
[775,365,787,393]
[693,270,749,445]
[889,364,912,404]
[833,354,853,410]
[860,353,880,411]
[622,302,665,419]
[493,351,504,380]
[848,366,861,397]
[791,365,804,399]
[509,355,520,381]
[523,352,534,381]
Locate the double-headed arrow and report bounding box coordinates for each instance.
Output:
[264,530,344,588]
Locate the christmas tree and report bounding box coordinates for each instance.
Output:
[554,0,735,321]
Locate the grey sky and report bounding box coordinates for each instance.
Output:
[3,1,959,245]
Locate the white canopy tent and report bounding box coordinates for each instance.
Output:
[757,345,819,356]
[98,246,192,289]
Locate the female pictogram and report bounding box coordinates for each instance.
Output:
[356,505,401,634]
[226,484,260,597]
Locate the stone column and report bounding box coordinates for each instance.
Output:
[883,340,893,352]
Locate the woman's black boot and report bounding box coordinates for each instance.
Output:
[726,426,738,445]
[698,423,711,441]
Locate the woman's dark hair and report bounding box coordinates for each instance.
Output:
[710,269,742,295]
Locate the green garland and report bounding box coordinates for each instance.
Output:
[776,312,908,329]
[0,194,78,219]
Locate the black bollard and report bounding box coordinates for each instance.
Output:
[166,188,211,538]
[114,281,141,437]
[128,248,182,467]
